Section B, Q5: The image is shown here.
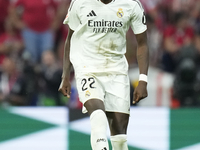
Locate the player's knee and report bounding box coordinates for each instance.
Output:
[111,134,127,143]
[110,123,127,135]
[107,112,129,135]
[110,134,128,150]
[90,109,107,132]
[84,99,105,115]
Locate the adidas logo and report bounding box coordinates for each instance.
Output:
[87,10,97,17]
[102,148,107,150]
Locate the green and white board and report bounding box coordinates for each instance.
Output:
[0,107,68,150]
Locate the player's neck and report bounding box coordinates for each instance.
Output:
[100,0,113,4]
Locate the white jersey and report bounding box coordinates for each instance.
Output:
[63,0,147,74]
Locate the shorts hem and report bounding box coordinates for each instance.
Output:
[81,97,104,114]
[105,110,130,115]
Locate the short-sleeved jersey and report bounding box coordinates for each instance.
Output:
[64,0,147,74]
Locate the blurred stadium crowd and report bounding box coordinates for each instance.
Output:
[0,0,200,108]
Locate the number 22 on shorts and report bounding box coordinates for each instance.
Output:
[81,77,96,91]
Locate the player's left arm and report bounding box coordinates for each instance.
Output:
[133,31,149,104]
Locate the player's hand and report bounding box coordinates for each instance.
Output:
[132,81,148,104]
[58,79,71,98]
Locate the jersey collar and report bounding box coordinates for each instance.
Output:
[97,0,115,5]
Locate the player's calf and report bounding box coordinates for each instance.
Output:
[90,109,109,150]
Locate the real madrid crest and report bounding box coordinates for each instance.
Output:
[117,8,124,18]
[85,90,91,98]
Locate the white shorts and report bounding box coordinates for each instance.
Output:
[75,72,130,114]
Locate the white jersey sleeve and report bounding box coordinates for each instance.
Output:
[63,0,80,31]
[130,0,147,34]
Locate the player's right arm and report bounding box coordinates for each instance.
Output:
[58,28,74,98]
[58,0,80,98]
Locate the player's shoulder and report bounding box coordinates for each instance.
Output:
[72,0,92,4]
[117,0,142,7]
[69,0,86,9]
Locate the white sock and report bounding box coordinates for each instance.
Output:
[110,134,128,150]
[90,109,109,150]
